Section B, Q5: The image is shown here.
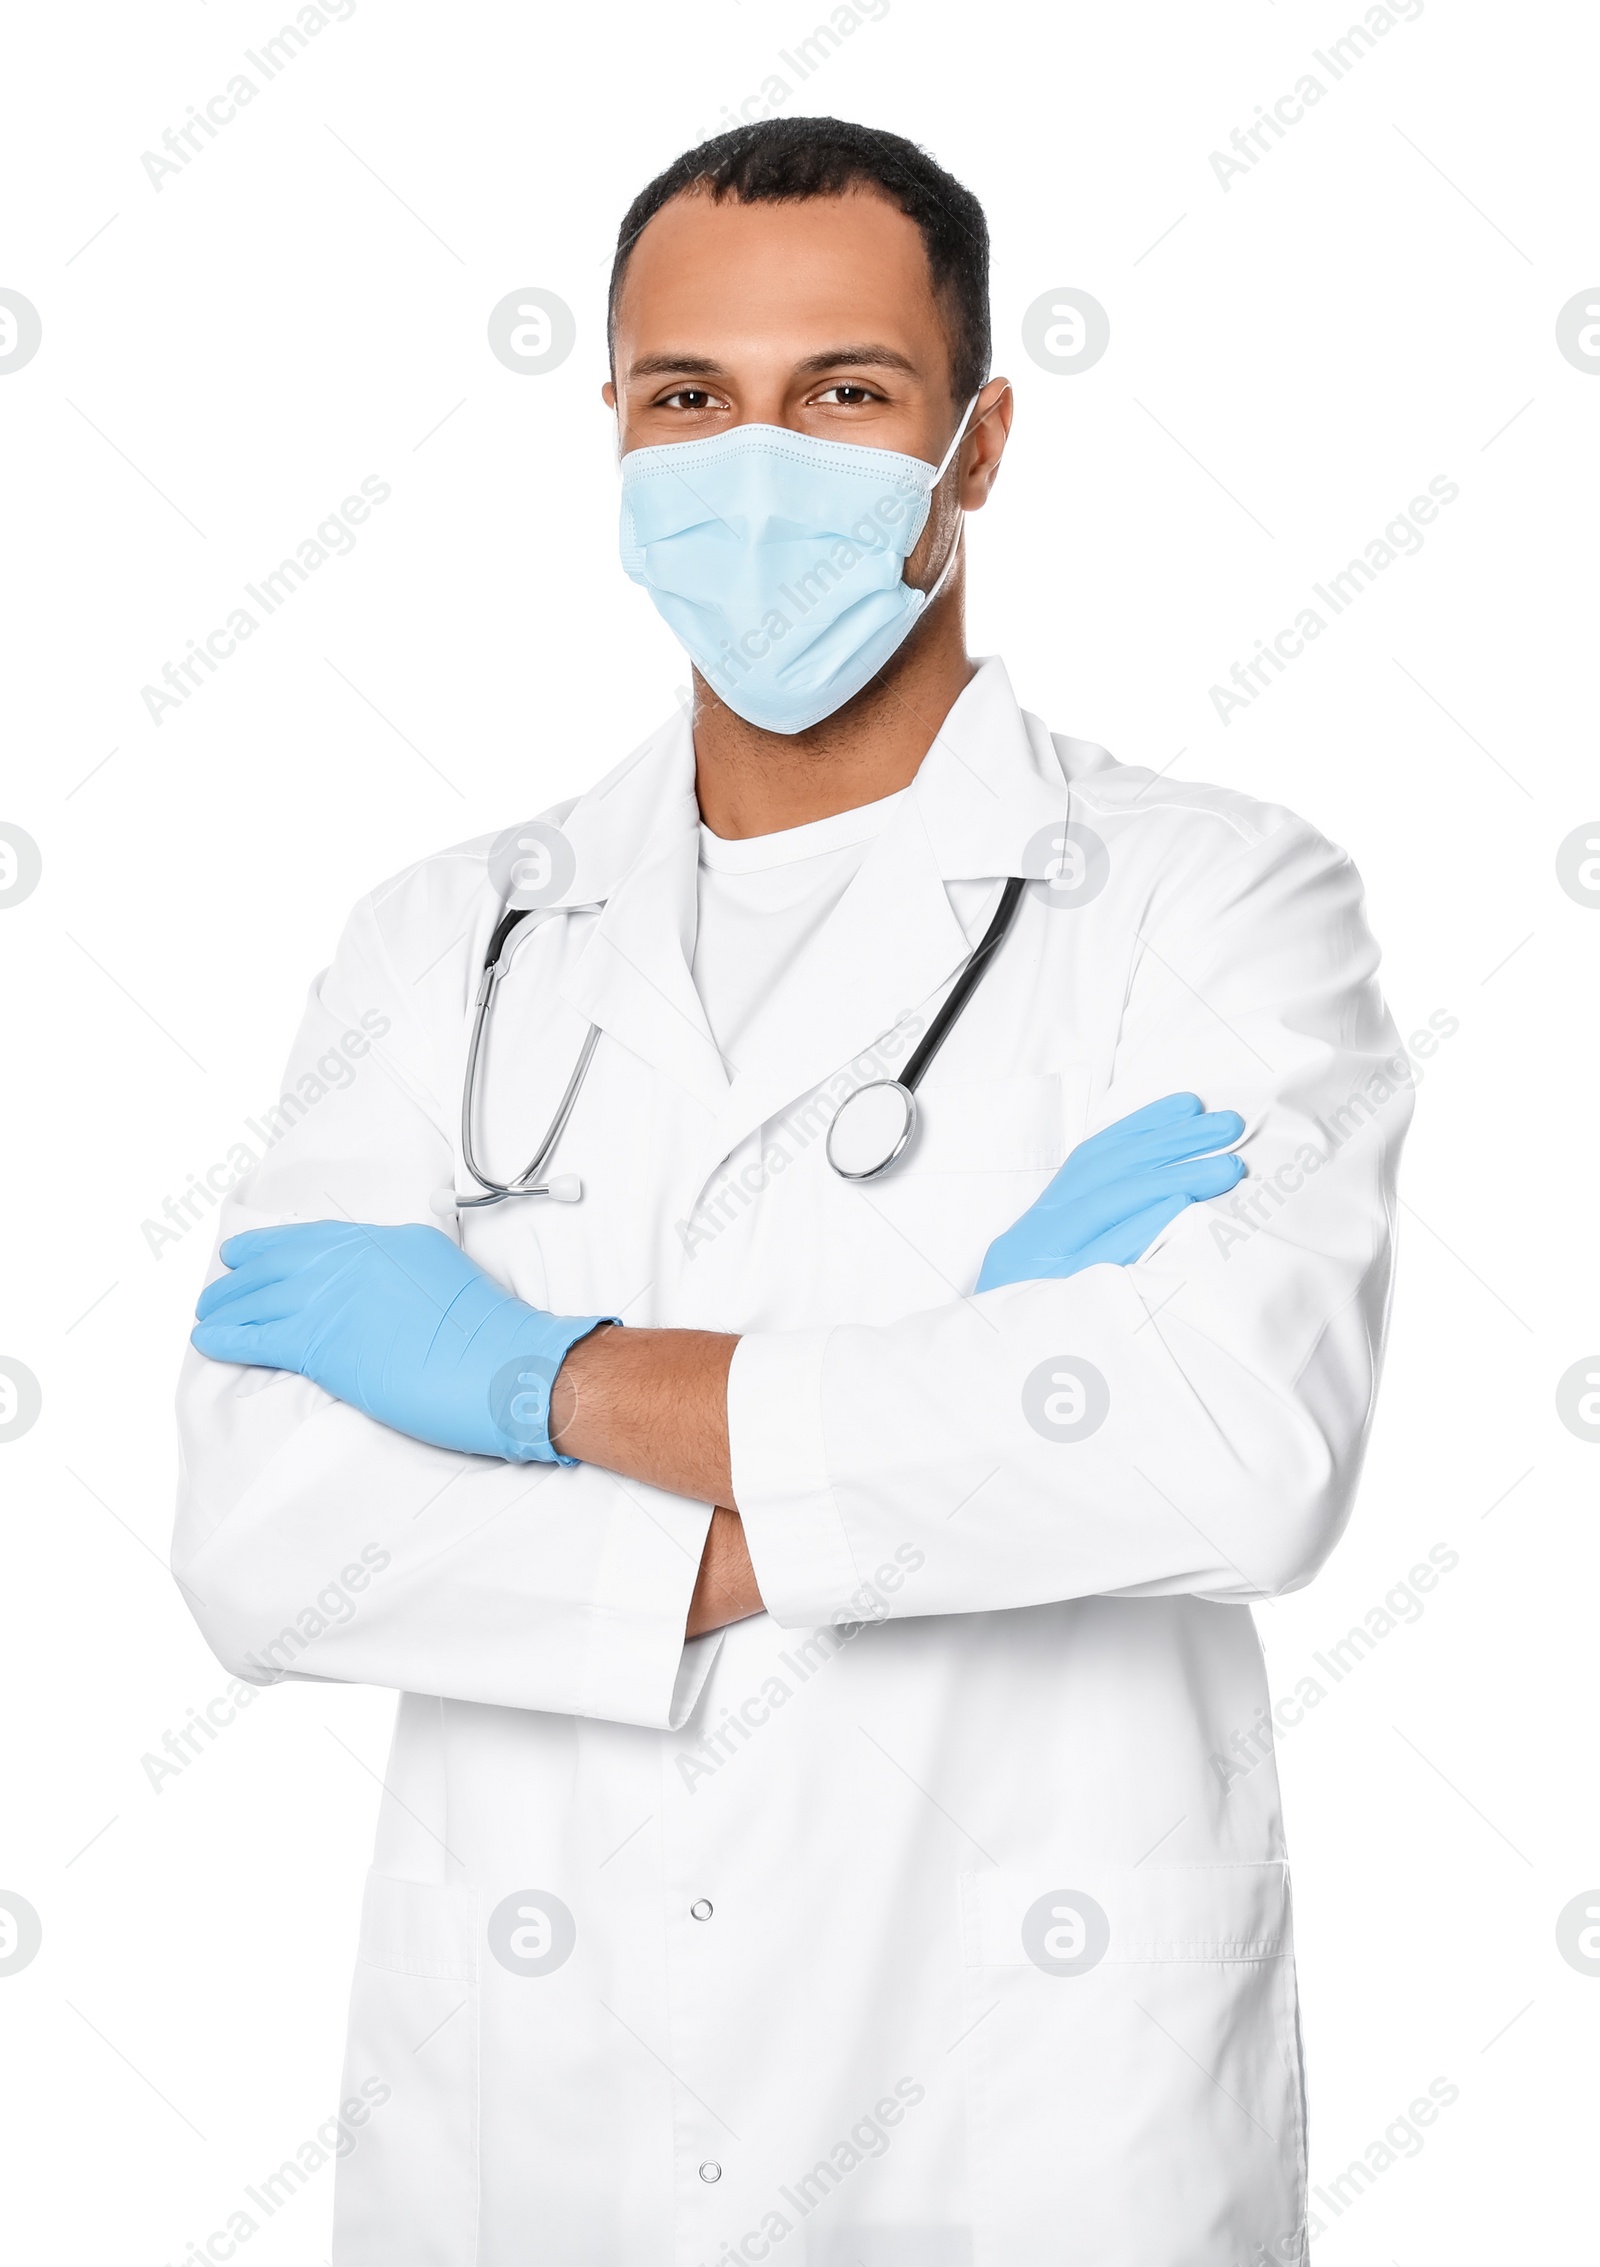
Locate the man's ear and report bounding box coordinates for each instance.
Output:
[961,376,1014,510]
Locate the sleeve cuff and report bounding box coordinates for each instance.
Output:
[668,1630,725,1729]
[580,1472,720,1729]
[727,1329,865,1628]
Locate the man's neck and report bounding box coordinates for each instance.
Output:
[691,594,975,841]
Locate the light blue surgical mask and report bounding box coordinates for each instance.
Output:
[618,396,979,734]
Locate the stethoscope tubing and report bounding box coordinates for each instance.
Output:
[897,876,1025,1097]
[459,909,600,1206]
[454,871,1026,1206]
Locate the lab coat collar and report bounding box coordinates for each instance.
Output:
[689,661,1078,1188]
[554,658,1079,1159]
[552,659,1073,903]
[905,653,1078,881]
[556,727,730,1117]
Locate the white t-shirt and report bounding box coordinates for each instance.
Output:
[692,789,908,1075]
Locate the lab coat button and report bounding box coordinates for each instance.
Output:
[698,2160,722,2183]
[690,1898,713,1921]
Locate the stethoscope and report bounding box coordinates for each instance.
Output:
[431,853,1026,1215]
[431,897,596,1215]
[823,875,1024,1179]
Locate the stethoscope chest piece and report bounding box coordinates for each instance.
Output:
[825,1079,918,1181]
[823,874,1028,1186]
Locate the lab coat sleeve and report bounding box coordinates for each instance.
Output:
[729,811,1415,1626]
[171,890,718,1730]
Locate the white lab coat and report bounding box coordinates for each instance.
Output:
[173,658,1411,2266]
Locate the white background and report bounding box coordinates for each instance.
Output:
[1,0,1595,2259]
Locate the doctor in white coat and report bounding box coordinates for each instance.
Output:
[175,117,1413,2266]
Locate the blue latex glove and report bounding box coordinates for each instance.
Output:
[191,1222,615,1465]
[976,1092,1245,1293]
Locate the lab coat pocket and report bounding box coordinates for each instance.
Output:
[910,1070,1085,1174]
[958,1861,1305,2267]
[333,1872,480,2267]
[833,1071,1089,1311]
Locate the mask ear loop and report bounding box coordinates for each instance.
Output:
[917,387,987,608]
[931,390,982,484]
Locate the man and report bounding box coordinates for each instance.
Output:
[175,119,1411,2265]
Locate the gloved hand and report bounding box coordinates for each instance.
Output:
[191,1221,616,1464]
[976,1092,1245,1293]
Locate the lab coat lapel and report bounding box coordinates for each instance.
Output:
[557,718,729,1119]
[686,659,1074,1196]
[688,809,972,1195]
[553,660,1076,1160]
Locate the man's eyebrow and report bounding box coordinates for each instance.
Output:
[791,345,920,378]
[627,353,728,379]
[625,345,922,383]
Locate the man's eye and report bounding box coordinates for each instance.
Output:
[659,389,719,411]
[816,385,880,406]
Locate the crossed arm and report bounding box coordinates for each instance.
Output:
[178,818,1409,1733]
[188,1096,1244,1641]
[549,1326,755,1636]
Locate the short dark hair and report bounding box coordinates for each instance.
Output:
[609,117,990,402]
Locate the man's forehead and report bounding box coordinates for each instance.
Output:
[614,185,940,331]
